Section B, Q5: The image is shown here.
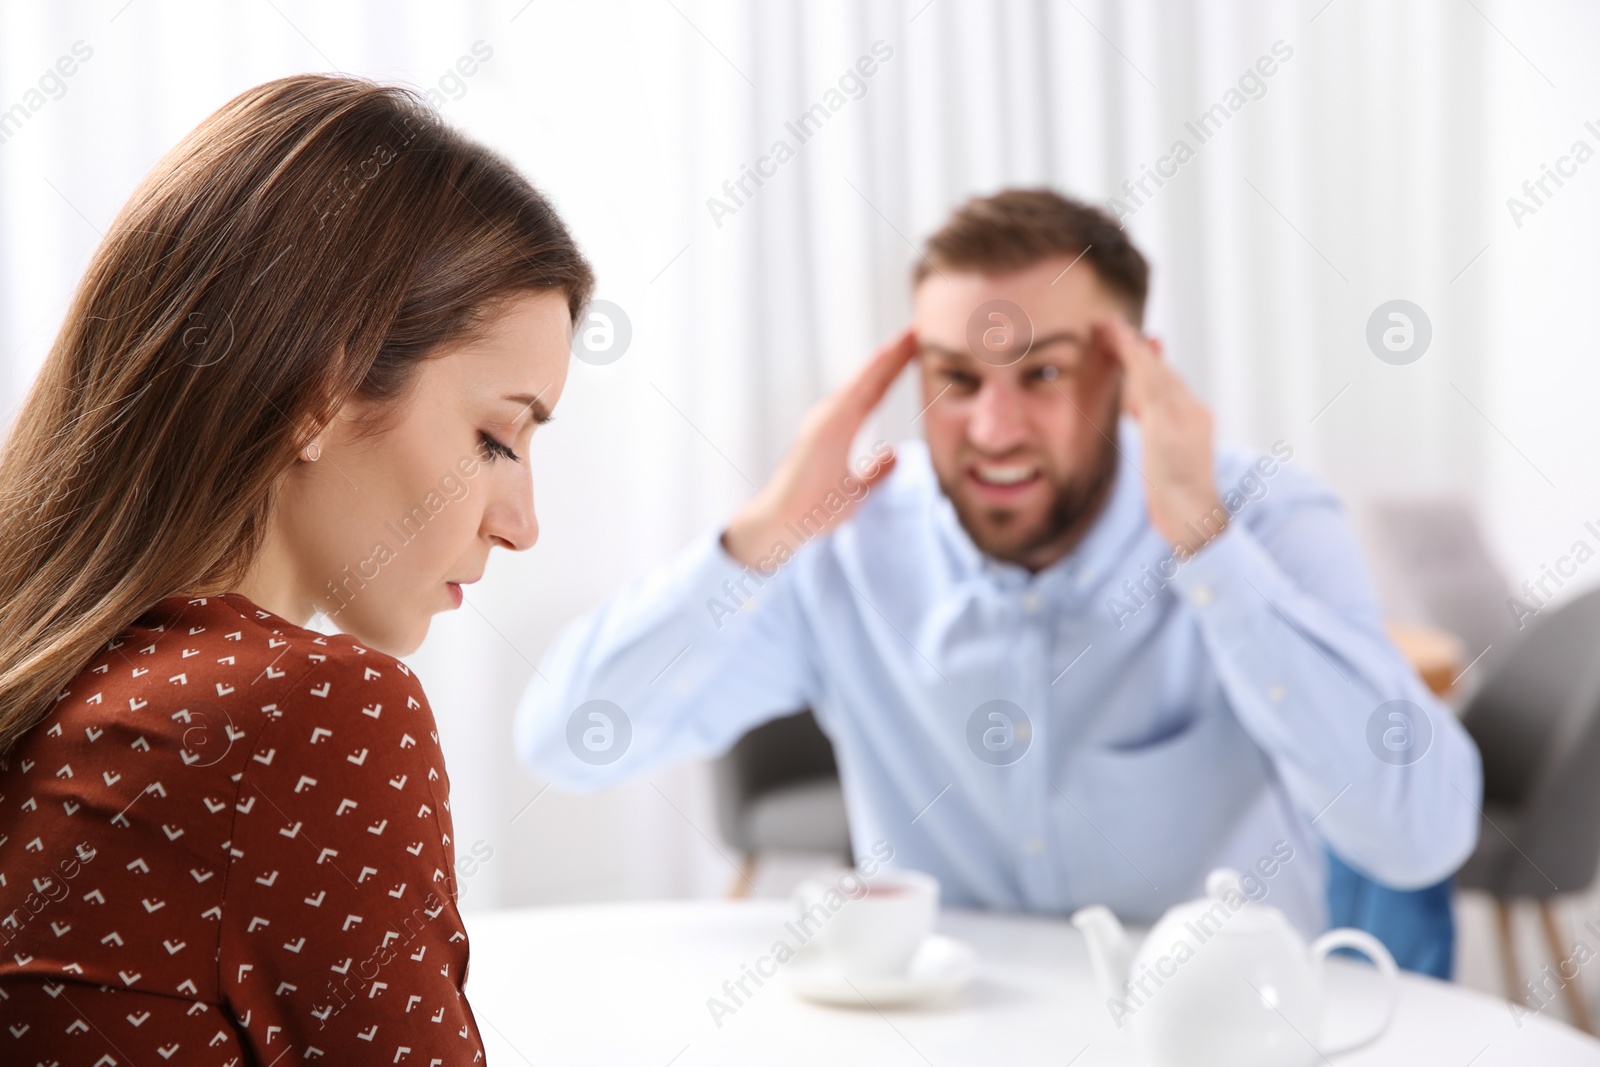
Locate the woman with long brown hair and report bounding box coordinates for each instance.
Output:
[0,74,592,1062]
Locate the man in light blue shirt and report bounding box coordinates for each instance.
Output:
[515,189,1482,940]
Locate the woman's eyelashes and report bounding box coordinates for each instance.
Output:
[479,431,519,463]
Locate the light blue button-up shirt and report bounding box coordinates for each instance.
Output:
[515,420,1482,935]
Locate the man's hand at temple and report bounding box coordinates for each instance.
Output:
[1095,315,1228,557]
[721,328,916,569]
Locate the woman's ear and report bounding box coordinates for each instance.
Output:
[293,413,325,462]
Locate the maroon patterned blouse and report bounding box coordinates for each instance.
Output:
[0,592,484,1065]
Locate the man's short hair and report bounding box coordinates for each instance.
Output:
[913,188,1150,324]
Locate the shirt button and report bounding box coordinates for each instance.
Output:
[1024,837,1045,854]
[1191,585,1214,606]
[1268,684,1286,701]
[1022,592,1042,615]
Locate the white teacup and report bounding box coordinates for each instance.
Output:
[792,868,939,977]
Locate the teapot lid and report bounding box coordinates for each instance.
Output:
[1159,868,1292,937]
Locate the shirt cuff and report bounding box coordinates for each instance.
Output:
[1163,520,1295,635]
[697,526,756,583]
[666,526,808,637]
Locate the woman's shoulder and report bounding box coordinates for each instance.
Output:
[42,592,438,778]
[116,592,429,705]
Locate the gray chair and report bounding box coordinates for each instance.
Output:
[1361,497,1521,692]
[1456,587,1600,1031]
[712,709,851,895]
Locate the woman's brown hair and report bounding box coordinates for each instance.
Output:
[0,74,594,754]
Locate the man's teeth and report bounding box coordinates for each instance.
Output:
[973,464,1038,486]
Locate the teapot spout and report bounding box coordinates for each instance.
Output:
[1070,904,1132,1000]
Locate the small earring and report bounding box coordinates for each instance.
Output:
[301,442,322,462]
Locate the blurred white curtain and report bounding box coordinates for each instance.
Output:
[3,0,1596,912]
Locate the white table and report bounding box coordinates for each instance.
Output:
[464,901,1600,1065]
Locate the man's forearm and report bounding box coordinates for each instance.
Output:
[1166,519,1483,887]
[514,528,819,790]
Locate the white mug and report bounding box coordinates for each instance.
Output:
[792,868,939,977]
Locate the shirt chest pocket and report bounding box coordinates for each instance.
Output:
[1077,704,1268,811]
[1058,707,1272,921]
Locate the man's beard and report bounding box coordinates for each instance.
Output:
[939,434,1119,569]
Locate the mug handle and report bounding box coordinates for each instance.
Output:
[1309,927,1400,1056]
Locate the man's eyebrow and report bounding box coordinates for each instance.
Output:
[504,392,554,424]
[918,341,974,361]
[919,330,1089,362]
[1027,330,1090,352]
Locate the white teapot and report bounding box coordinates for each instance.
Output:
[1070,868,1399,1067]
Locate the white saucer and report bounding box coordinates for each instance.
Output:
[785,934,977,1008]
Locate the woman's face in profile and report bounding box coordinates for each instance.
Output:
[276,290,573,654]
